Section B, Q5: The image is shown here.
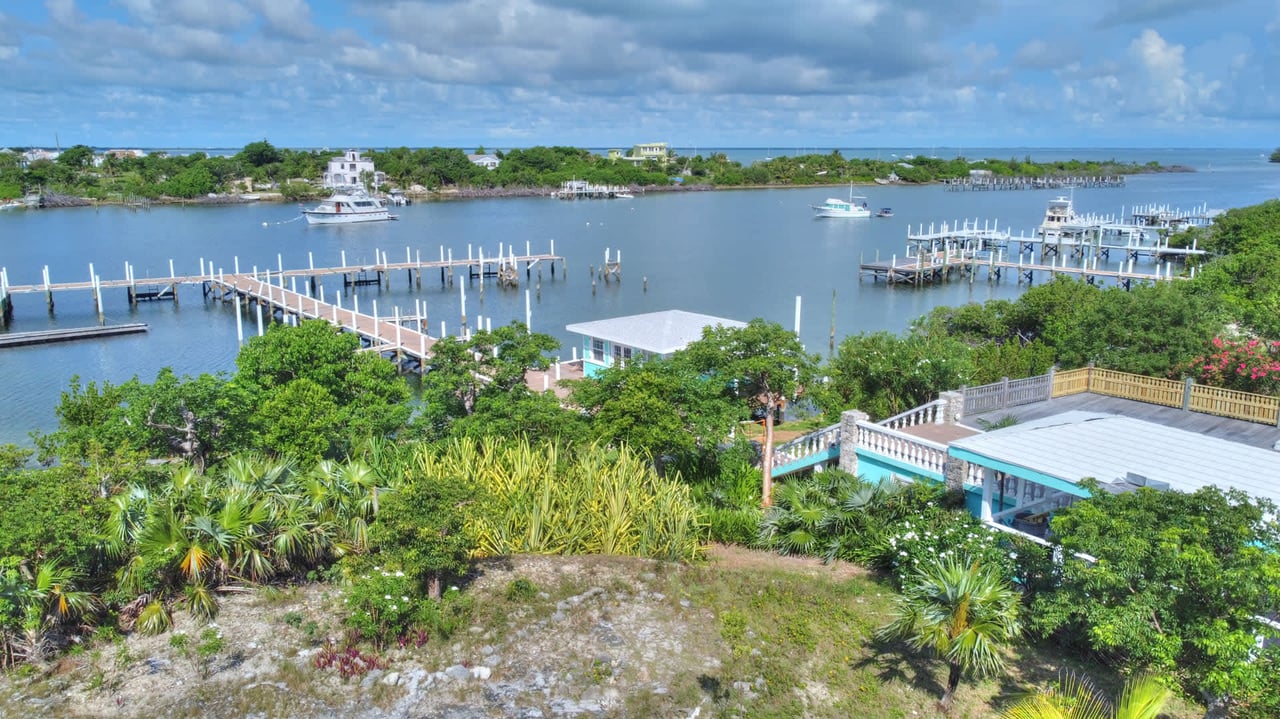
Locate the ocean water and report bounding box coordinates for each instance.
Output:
[1,149,1276,445]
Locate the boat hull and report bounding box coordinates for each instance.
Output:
[304,210,395,225]
[812,206,871,219]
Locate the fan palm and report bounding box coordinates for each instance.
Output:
[1001,673,1172,719]
[878,555,1023,712]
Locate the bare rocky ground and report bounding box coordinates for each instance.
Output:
[2,548,850,719]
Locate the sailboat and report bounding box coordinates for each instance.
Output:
[811,183,871,218]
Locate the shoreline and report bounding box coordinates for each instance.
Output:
[20,166,1195,209]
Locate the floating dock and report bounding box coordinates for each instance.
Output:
[0,323,148,348]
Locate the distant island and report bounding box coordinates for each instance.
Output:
[1271,147,1280,163]
[0,141,1189,207]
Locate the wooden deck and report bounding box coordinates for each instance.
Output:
[961,392,1280,450]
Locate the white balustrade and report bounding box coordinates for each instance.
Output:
[879,399,947,429]
[855,421,948,477]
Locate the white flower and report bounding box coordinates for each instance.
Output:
[401,596,409,602]
[384,595,392,600]
[389,605,397,612]
[1009,552,1018,559]
[449,585,458,591]
[395,571,405,578]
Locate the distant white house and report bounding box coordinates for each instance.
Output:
[323,149,386,189]
[468,153,501,170]
[566,309,746,378]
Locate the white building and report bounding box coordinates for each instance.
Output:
[565,309,745,377]
[468,153,501,170]
[323,150,386,189]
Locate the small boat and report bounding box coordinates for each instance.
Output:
[0,199,23,211]
[614,192,634,199]
[303,187,397,225]
[811,183,871,218]
[239,194,261,201]
[876,208,894,218]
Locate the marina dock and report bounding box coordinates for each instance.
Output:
[942,175,1125,191]
[861,206,1207,289]
[0,242,574,372]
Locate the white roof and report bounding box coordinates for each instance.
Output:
[951,411,1280,505]
[566,310,745,355]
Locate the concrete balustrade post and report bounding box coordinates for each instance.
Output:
[838,409,869,476]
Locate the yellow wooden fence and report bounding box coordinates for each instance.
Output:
[1050,365,1280,425]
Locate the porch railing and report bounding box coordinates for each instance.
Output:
[962,374,1054,415]
[770,422,841,470]
[968,365,1280,427]
[855,420,948,479]
[879,399,947,430]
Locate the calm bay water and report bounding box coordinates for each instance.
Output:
[2,148,1277,445]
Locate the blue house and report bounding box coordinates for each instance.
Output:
[566,310,745,378]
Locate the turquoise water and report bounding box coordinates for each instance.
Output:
[1,149,1276,444]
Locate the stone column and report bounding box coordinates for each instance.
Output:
[938,390,964,424]
[838,409,869,476]
[943,455,969,496]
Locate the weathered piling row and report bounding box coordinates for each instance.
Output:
[942,176,1125,191]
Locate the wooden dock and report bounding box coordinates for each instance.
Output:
[0,241,568,329]
[942,175,1125,191]
[0,322,148,348]
[859,249,1191,289]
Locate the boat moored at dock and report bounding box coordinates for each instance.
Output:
[303,187,397,225]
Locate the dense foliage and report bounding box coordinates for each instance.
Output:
[0,140,1171,202]
[1031,484,1280,712]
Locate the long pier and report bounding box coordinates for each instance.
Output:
[942,175,1125,191]
[0,243,583,373]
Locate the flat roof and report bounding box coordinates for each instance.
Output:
[565,310,745,355]
[950,411,1280,505]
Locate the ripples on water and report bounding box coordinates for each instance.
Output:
[1,149,1275,444]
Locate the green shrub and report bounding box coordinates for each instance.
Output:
[504,578,539,602]
[703,506,761,546]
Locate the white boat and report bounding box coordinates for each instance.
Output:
[1038,195,1078,239]
[0,199,23,211]
[303,187,397,225]
[811,184,871,218]
[875,208,894,218]
[614,192,635,199]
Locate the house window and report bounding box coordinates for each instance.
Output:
[591,338,606,363]
[613,344,632,366]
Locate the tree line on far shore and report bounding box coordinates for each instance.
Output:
[0,139,1172,202]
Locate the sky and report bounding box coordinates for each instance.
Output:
[1,0,1277,150]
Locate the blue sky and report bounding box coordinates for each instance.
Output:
[1,0,1276,149]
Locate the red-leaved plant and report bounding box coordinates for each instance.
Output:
[1190,337,1280,396]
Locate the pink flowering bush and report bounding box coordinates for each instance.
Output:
[1191,337,1280,396]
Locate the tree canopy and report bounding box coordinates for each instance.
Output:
[1031,484,1280,710]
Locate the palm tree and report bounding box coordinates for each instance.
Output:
[878,555,1022,712]
[1001,673,1172,719]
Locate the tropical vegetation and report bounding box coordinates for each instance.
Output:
[0,140,1176,202]
[878,556,1023,711]
[7,193,1280,716]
